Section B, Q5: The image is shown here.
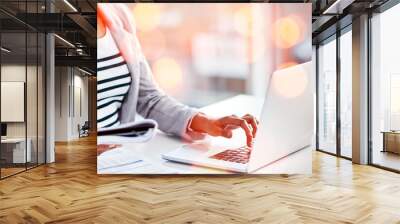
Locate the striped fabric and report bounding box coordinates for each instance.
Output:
[97,28,131,129]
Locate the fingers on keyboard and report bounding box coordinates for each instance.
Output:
[210,147,250,164]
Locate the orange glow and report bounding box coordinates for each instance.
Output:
[133,4,161,32]
[152,57,183,92]
[278,61,298,70]
[272,67,308,98]
[233,6,253,37]
[274,16,302,49]
[137,30,166,61]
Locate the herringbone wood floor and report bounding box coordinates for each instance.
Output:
[1,135,400,224]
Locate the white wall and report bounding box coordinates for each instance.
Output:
[1,65,26,140]
[54,67,89,141]
[1,65,40,138]
[71,73,89,138]
[55,66,69,141]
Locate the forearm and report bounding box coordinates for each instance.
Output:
[135,56,203,138]
[138,94,198,136]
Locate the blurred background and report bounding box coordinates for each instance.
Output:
[128,3,311,107]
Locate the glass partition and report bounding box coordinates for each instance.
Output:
[27,31,38,169]
[317,37,337,154]
[0,0,46,179]
[38,32,45,165]
[339,29,352,158]
[1,30,28,177]
[371,4,400,172]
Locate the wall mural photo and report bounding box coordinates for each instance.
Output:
[97,3,313,174]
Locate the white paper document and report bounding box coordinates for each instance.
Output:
[97,147,177,174]
[97,149,146,172]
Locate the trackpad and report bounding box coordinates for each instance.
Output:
[181,143,226,156]
[164,143,225,159]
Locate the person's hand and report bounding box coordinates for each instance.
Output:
[189,113,259,147]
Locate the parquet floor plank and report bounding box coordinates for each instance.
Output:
[0,136,400,223]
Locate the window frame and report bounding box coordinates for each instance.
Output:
[315,24,352,160]
[368,1,400,173]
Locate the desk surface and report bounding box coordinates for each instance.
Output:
[381,131,400,134]
[1,138,26,143]
[98,95,312,174]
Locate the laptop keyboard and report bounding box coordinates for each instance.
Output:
[210,146,251,164]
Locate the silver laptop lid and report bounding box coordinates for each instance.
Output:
[247,62,314,173]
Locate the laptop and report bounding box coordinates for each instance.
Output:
[162,62,314,173]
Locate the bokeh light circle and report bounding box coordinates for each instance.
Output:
[272,67,308,98]
[152,57,183,92]
[133,4,161,32]
[233,6,253,37]
[274,16,302,49]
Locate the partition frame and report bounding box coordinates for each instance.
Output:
[0,0,47,180]
[315,24,353,161]
[316,0,400,173]
[367,1,400,173]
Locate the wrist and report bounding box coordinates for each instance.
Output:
[189,113,211,133]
